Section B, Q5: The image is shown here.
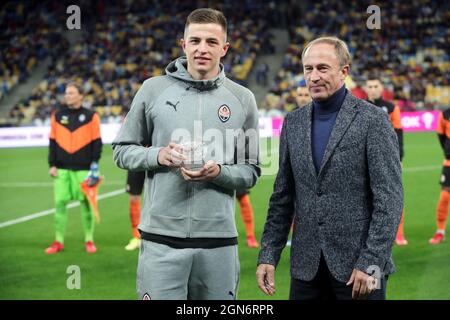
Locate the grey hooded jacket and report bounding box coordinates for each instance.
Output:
[112,57,260,238]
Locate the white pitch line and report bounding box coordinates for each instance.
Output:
[257,164,441,178]
[0,149,280,189]
[402,165,440,173]
[0,164,439,188]
[0,182,55,187]
[0,163,442,228]
[0,180,125,188]
[0,165,441,188]
[0,189,125,229]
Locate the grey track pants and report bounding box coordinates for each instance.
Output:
[137,240,240,300]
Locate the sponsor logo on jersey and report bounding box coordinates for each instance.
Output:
[61,115,69,125]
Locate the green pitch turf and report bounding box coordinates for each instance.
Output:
[0,132,449,300]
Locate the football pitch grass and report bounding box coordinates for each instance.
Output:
[0,132,449,300]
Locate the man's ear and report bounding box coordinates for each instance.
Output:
[341,64,350,80]
[221,42,230,58]
[180,38,186,53]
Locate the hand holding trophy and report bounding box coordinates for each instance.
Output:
[179,140,220,181]
[179,140,207,171]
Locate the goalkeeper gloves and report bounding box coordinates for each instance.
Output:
[86,162,100,187]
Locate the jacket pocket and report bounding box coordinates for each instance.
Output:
[149,214,186,232]
[335,142,359,153]
[191,216,232,233]
[148,170,187,218]
[335,134,365,153]
[191,184,234,220]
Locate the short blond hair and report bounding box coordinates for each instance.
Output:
[301,36,351,67]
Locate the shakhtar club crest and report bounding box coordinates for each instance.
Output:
[218,104,231,122]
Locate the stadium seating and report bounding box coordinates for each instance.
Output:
[0,2,68,103]
[1,0,448,125]
[264,0,449,114]
[2,0,274,126]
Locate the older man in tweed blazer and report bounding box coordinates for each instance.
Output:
[256,37,403,300]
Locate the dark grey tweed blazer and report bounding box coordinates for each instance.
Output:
[258,93,403,283]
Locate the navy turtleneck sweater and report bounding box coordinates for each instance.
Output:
[311,85,347,173]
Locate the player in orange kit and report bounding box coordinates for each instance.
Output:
[429,108,450,244]
[366,76,407,245]
[237,189,259,248]
[124,171,145,250]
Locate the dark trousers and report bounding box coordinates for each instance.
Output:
[289,253,387,300]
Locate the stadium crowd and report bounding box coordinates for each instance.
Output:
[263,0,449,115]
[0,2,68,101]
[2,0,275,126]
[1,0,448,125]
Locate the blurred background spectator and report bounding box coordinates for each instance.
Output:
[0,0,448,126]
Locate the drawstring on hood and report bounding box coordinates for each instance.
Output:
[165,56,225,92]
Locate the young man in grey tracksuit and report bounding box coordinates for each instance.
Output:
[112,8,260,300]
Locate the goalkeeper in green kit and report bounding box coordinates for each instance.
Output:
[45,83,102,254]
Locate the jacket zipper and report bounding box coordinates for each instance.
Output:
[188,91,203,238]
[187,182,192,237]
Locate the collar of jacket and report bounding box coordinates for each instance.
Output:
[61,105,83,113]
[165,56,225,91]
[301,93,360,178]
[368,97,384,105]
[312,84,347,115]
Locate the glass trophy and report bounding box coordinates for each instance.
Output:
[180,141,207,171]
